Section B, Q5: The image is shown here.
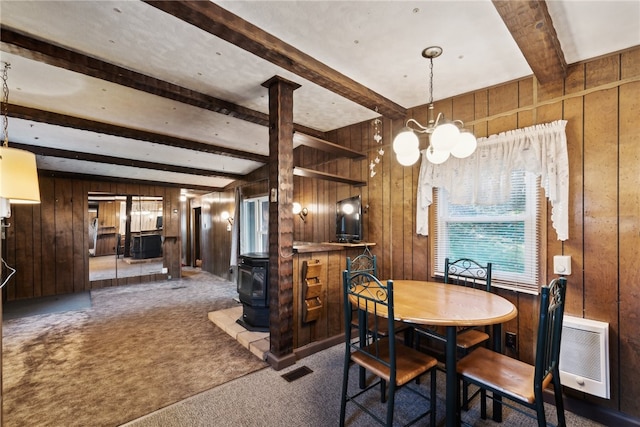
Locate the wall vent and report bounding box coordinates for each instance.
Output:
[558,315,609,399]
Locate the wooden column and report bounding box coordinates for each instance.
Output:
[262,76,300,369]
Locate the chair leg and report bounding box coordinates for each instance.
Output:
[480,389,487,419]
[552,371,566,427]
[430,369,437,427]
[340,350,351,427]
[403,327,414,346]
[535,398,547,427]
[359,366,366,389]
[386,383,396,427]
[380,379,387,403]
[462,380,469,410]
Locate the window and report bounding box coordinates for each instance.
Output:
[434,170,542,294]
[240,196,268,254]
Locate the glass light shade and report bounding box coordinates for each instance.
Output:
[396,148,420,166]
[430,122,460,151]
[425,146,450,164]
[0,146,41,204]
[221,210,230,220]
[450,130,477,158]
[392,127,419,154]
[292,202,302,215]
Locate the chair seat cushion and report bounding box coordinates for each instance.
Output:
[414,325,489,349]
[456,329,490,349]
[352,337,438,387]
[457,347,552,404]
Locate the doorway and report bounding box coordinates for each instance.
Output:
[192,206,202,267]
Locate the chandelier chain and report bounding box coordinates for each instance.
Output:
[2,61,10,147]
[428,58,434,105]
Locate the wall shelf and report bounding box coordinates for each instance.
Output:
[294,132,365,160]
[293,167,366,186]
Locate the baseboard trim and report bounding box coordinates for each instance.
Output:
[543,390,640,427]
[294,334,345,360]
[265,351,297,371]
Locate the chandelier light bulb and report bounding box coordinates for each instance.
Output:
[392,127,419,154]
[450,130,478,158]
[430,122,460,152]
[425,145,450,164]
[396,148,421,166]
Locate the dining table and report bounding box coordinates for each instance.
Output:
[356,279,518,427]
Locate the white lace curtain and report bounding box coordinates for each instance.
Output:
[416,119,569,240]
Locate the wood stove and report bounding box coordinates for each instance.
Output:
[236,252,269,331]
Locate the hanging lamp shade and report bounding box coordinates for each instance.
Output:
[392,127,419,155]
[450,130,477,159]
[396,148,420,166]
[0,146,41,204]
[430,121,460,152]
[425,145,450,164]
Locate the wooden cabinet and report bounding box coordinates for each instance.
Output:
[292,242,375,350]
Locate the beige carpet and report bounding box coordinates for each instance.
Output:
[2,271,268,427]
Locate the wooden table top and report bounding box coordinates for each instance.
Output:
[354,280,518,327]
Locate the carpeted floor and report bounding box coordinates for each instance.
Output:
[2,270,268,427]
[125,342,605,427]
[3,292,92,320]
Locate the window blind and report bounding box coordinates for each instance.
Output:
[434,171,541,294]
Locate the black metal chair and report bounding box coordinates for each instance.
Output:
[340,270,438,427]
[456,277,568,426]
[347,253,412,339]
[347,253,414,390]
[415,257,493,409]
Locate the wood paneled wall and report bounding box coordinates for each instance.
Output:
[3,176,181,300]
[194,190,235,279]
[293,47,640,419]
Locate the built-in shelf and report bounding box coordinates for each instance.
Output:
[294,132,366,160]
[293,167,366,186]
[292,132,367,186]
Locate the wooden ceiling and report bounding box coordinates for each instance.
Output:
[1,1,637,191]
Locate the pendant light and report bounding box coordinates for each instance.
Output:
[393,46,477,166]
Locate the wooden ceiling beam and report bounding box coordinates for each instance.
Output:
[144,0,407,120]
[492,0,567,84]
[38,169,222,192]
[11,143,245,181]
[0,26,325,140]
[5,103,269,164]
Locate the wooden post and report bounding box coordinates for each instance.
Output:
[262,76,300,369]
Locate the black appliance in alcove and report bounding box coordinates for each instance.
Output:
[236,252,269,331]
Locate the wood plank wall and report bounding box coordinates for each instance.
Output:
[193,183,265,279]
[293,47,640,419]
[3,176,181,300]
[196,190,235,279]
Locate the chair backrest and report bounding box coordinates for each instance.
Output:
[346,252,377,278]
[534,277,568,389]
[444,257,492,292]
[343,270,397,373]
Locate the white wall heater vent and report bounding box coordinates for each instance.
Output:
[558,315,609,399]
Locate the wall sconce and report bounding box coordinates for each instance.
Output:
[221,210,233,231]
[292,202,308,223]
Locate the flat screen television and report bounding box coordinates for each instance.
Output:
[336,195,362,243]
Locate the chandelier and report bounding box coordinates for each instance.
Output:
[393,46,477,166]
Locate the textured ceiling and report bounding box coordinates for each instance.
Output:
[1,1,638,193]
